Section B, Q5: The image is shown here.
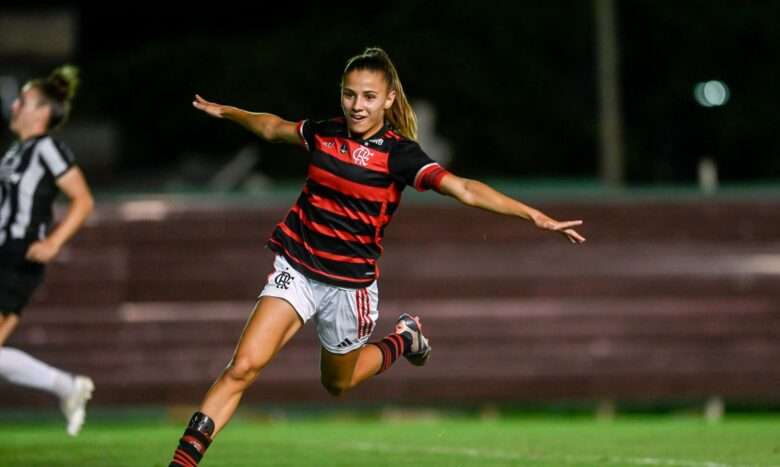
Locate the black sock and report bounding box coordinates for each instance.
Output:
[169,412,214,467]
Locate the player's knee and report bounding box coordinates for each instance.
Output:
[321,376,350,397]
[225,354,266,385]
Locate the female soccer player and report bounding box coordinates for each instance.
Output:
[169,47,585,467]
[0,66,95,436]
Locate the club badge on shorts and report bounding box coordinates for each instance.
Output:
[273,270,294,290]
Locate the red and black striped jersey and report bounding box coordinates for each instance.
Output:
[267,117,448,288]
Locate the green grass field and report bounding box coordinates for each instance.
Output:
[1,413,778,467]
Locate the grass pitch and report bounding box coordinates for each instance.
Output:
[0,412,778,466]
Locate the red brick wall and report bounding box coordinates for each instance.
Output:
[5,199,780,406]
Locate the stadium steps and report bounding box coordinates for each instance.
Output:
[4,200,780,405]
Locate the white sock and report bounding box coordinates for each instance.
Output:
[0,347,75,400]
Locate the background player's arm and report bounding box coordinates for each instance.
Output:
[192,94,299,144]
[436,172,586,244]
[25,167,94,263]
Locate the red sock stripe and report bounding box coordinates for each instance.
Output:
[390,334,404,356]
[379,342,392,372]
[383,344,393,372]
[376,333,406,374]
[185,428,212,445]
[379,339,397,373]
[171,428,211,467]
[174,450,197,467]
[183,435,206,454]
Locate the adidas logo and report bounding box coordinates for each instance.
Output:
[336,337,354,349]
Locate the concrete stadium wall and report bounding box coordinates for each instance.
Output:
[4,198,780,407]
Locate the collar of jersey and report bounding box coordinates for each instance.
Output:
[346,122,389,144]
[16,133,48,150]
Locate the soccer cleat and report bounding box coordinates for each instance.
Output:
[395,313,431,366]
[60,375,94,436]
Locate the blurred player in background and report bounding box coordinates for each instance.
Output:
[169,47,585,467]
[0,65,95,436]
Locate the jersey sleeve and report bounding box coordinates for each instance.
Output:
[296,119,318,151]
[39,138,76,179]
[389,140,449,191]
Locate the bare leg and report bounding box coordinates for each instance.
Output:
[320,344,384,396]
[320,314,430,397]
[0,313,20,346]
[168,297,303,467]
[200,297,302,436]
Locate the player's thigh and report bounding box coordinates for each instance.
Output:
[232,297,303,367]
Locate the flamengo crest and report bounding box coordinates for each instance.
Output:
[352,146,373,167]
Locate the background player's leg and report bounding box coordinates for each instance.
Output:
[0,314,72,397]
[0,314,94,436]
[0,346,76,397]
[0,313,19,346]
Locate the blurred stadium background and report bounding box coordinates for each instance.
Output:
[2,2,780,464]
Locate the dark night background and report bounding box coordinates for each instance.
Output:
[5,4,780,443]
[2,1,779,189]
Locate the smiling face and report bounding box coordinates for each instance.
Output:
[340,69,396,139]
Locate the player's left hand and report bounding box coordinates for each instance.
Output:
[532,214,586,244]
[25,239,61,263]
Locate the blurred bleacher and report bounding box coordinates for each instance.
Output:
[4,193,780,408]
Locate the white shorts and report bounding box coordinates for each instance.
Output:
[259,255,379,354]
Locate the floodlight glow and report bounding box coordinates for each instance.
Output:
[694,80,730,107]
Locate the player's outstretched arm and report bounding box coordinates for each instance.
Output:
[192,94,300,144]
[436,173,586,244]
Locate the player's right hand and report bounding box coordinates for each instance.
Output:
[192,94,226,118]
